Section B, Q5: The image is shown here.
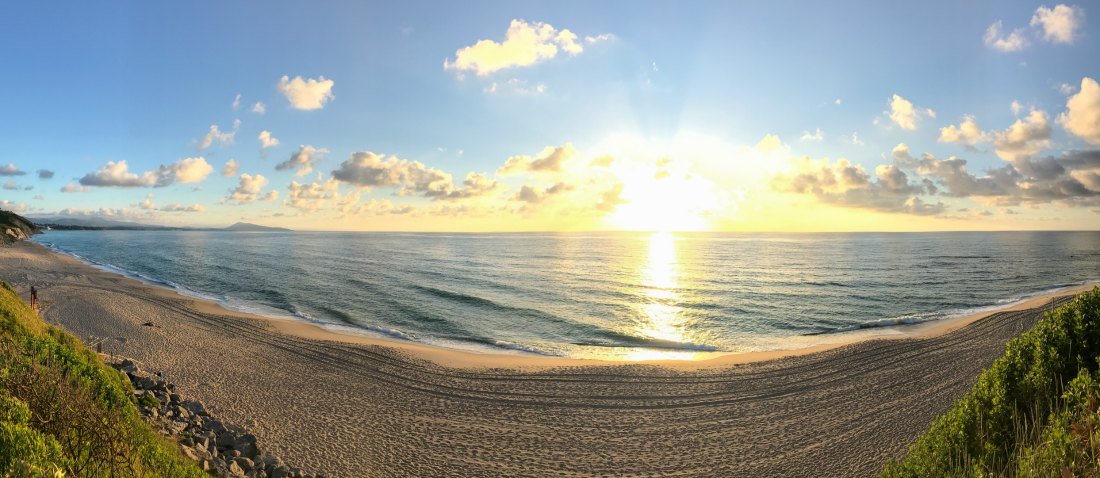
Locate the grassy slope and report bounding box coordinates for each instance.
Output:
[884,287,1100,477]
[0,280,203,477]
[0,210,39,245]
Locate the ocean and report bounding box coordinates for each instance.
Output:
[32,230,1100,360]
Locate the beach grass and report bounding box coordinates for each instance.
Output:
[0,280,203,477]
[883,287,1100,477]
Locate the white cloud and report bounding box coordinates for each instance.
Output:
[799,128,825,142]
[138,197,155,210]
[584,33,614,44]
[3,180,24,190]
[755,134,788,154]
[887,94,935,130]
[232,94,241,111]
[196,121,238,150]
[483,78,546,94]
[222,160,239,177]
[331,151,500,200]
[983,20,1029,52]
[251,102,266,114]
[258,130,280,150]
[160,203,207,213]
[1011,100,1023,115]
[79,158,213,188]
[0,163,26,176]
[835,98,842,106]
[276,145,328,177]
[61,182,91,193]
[1031,4,1083,44]
[497,144,576,175]
[842,132,865,146]
[938,115,989,145]
[1059,77,1100,144]
[993,109,1052,161]
[277,75,335,110]
[1060,82,1077,95]
[444,19,605,76]
[284,179,341,212]
[0,200,27,213]
[227,173,276,203]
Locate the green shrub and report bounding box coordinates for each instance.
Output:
[884,287,1100,477]
[0,280,204,477]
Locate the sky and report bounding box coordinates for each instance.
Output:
[1,1,1099,232]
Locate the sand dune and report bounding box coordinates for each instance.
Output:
[0,241,1083,477]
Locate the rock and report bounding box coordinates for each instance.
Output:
[234,457,254,471]
[180,446,198,461]
[217,430,236,448]
[229,460,246,477]
[270,466,290,478]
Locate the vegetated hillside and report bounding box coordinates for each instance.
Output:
[0,210,39,245]
[883,287,1100,477]
[0,281,203,476]
[224,222,292,232]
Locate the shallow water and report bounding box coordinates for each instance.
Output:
[33,230,1100,360]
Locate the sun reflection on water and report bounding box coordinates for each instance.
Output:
[623,232,712,361]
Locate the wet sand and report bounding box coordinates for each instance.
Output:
[0,241,1090,477]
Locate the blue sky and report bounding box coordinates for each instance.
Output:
[1,1,1098,231]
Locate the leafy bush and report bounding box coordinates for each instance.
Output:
[883,287,1100,477]
[0,281,204,477]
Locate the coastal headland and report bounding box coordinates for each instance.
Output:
[1,240,1093,477]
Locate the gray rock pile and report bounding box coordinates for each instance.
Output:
[103,355,323,478]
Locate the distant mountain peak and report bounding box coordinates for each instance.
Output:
[225,222,291,232]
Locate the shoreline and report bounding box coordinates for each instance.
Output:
[19,239,1099,370]
[1,238,1089,476]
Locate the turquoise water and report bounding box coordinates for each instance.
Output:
[33,230,1100,360]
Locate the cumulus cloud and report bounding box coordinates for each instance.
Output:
[60,183,92,193]
[222,160,239,177]
[0,164,26,176]
[1031,4,1084,44]
[983,20,1029,51]
[1059,77,1100,144]
[3,180,24,190]
[275,145,327,177]
[771,155,943,215]
[0,200,27,213]
[513,182,573,203]
[79,161,152,187]
[227,173,277,204]
[277,75,335,110]
[284,179,341,211]
[800,129,825,142]
[938,115,989,145]
[160,203,207,213]
[37,169,54,179]
[443,19,606,76]
[160,157,215,184]
[251,102,266,114]
[596,184,627,211]
[331,151,500,201]
[496,144,576,175]
[196,121,239,150]
[992,109,1052,161]
[258,130,280,150]
[887,94,935,130]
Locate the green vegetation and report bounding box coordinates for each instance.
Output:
[884,287,1100,477]
[0,210,39,245]
[0,281,203,477]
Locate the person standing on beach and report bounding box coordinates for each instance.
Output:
[30,285,37,310]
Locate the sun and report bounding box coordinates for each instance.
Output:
[605,164,726,232]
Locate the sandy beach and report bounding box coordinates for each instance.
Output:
[0,240,1092,477]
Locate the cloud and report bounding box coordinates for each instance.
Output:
[251,102,266,114]
[800,129,825,142]
[1031,4,1084,44]
[1011,100,1024,116]
[496,144,576,175]
[159,203,207,213]
[278,75,335,110]
[444,19,605,76]
[227,173,277,204]
[36,169,54,179]
[513,182,573,203]
[585,33,614,44]
[331,151,500,200]
[79,158,212,188]
[196,121,238,150]
[483,78,546,94]
[0,200,27,213]
[3,180,24,190]
[755,134,787,154]
[841,132,865,145]
[938,115,989,145]
[222,160,239,177]
[1059,77,1100,144]
[0,164,26,176]
[992,109,1052,161]
[275,145,328,177]
[596,184,627,211]
[887,94,935,130]
[284,179,341,211]
[60,183,92,193]
[771,155,943,215]
[258,130,280,150]
[138,197,155,210]
[232,94,241,111]
[983,20,1029,51]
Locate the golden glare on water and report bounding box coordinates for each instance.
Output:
[622,232,713,361]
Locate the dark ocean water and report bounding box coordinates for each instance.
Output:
[33,230,1100,360]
